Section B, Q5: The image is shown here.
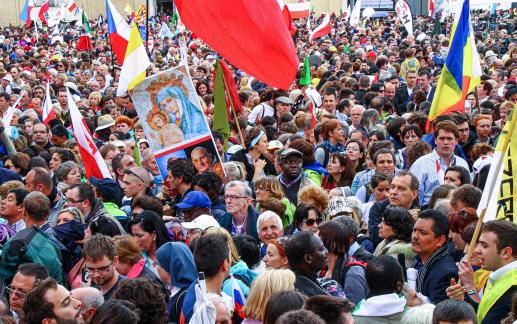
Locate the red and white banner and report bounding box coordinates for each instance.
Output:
[395,0,414,35]
[38,0,50,25]
[309,14,331,42]
[68,90,112,179]
[42,82,56,125]
[277,0,297,35]
[428,0,435,16]
[287,2,311,19]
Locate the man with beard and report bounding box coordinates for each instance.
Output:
[83,234,126,301]
[23,278,84,324]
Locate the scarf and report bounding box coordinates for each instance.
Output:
[415,244,449,292]
[320,139,345,155]
[53,220,85,252]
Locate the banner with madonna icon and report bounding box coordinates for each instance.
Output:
[131,65,223,179]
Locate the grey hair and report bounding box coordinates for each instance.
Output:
[225,180,252,197]
[55,161,81,182]
[72,287,104,310]
[223,162,247,182]
[257,211,283,234]
[401,304,435,324]
[57,207,85,224]
[433,199,451,217]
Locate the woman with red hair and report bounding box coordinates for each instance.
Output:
[448,208,479,257]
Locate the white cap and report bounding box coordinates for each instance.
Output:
[181,215,220,231]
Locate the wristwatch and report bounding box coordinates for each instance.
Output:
[466,288,477,296]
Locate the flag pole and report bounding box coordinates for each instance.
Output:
[465,110,516,261]
[220,67,246,149]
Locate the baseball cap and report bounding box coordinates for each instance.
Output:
[279,148,303,161]
[267,140,283,151]
[276,96,293,105]
[181,214,220,230]
[176,191,212,209]
[89,177,120,201]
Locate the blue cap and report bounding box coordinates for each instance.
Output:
[89,177,120,201]
[176,191,211,209]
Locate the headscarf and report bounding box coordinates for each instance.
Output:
[156,242,197,289]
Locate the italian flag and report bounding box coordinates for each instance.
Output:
[77,10,93,51]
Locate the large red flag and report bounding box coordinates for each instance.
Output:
[67,90,112,180]
[174,0,298,89]
[38,0,50,26]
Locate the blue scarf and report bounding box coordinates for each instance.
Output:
[320,139,345,155]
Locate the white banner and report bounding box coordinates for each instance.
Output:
[395,0,414,35]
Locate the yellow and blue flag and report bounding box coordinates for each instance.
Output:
[426,0,481,130]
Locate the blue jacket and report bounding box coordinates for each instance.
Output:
[413,253,458,304]
[218,207,260,241]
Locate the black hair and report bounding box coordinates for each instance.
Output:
[419,209,450,239]
[263,290,306,324]
[194,233,229,278]
[51,148,75,164]
[285,231,319,268]
[445,165,471,186]
[90,216,122,237]
[382,206,415,242]
[233,235,261,269]
[18,263,49,281]
[432,300,477,324]
[91,300,139,324]
[304,295,355,324]
[192,172,223,202]
[50,125,68,138]
[127,211,171,249]
[368,129,386,141]
[293,203,322,230]
[167,158,196,184]
[366,255,404,296]
[68,182,96,205]
[8,188,29,206]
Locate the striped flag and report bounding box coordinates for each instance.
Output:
[135,4,146,24]
[77,10,93,51]
[38,0,50,25]
[116,22,150,96]
[42,82,56,125]
[426,0,481,130]
[20,0,33,28]
[231,275,246,318]
[309,14,331,42]
[68,90,112,179]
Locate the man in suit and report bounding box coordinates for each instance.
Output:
[393,70,417,115]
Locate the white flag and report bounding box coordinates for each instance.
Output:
[395,0,414,35]
[349,0,362,26]
[42,82,56,125]
[2,96,22,128]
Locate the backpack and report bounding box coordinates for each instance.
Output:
[8,228,38,257]
[332,256,368,288]
[315,144,330,168]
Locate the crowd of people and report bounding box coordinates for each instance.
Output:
[0,4,514,324]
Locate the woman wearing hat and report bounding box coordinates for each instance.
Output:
[230,127,276,183]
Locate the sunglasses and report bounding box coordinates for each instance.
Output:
[304,217,323,226]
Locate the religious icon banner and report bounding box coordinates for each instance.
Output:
[131,65,223,179]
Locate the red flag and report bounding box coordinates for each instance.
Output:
[39,0,50,25]
[308,102,317,128]
[42,83,56,125]
[77,35,93,51]
[174,0,298,89]
[278,0,297,35]
[67,90,112,179]
[309,14,331,43]
[220,60,243,115]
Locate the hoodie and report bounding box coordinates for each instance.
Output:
[222,261,258,298]
[353,293,407,324]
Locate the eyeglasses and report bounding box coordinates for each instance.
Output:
[67,197,85,204]
[224,194,247,201]
[5,285,28,298]
[304,217,323,226]
[124,169,146,183]
[85,262,113,274]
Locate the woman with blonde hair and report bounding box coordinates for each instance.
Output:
[203,227,258,298]
[242,269,296,324]
[88,91,103,113]
[255,176,295,225]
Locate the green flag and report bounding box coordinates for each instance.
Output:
[133,140,141,166]
[213,61,230,149]
[82,10,91,34]
[299,56,311,86]
[171,9,179,26]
